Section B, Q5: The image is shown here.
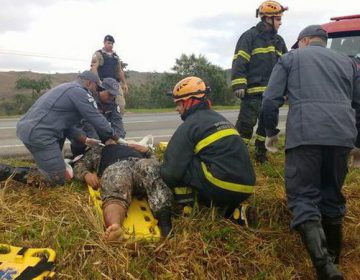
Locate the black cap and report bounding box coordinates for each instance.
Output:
[104,35,115,43]
[78,70,102,87]
[101,78,119,96]
[292,25,328,49]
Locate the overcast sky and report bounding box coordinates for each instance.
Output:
[0,0,358,73]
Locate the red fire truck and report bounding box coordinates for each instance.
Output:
[322,14,360,66]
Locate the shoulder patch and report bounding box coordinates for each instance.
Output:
[116,105,120,113]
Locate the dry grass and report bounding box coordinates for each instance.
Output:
[1,148,360,279]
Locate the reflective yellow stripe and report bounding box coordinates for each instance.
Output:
[247,86,267,94]
[201,162,254,193]
[251,46,276,55]
[231,78,247,86]
[233,50,251,62]
[174,187,193,195]
[276,50,283,56]
[194,128,240,154]
[242,138,251,144]
[255,134,266,141]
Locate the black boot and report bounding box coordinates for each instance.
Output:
[322,216,342,265]
[155,207,172,237]
[297,221,343,280]
[0,164,31,184]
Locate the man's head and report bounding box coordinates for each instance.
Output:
[103,34,115,52]
[98,77,119,103]
[78,70,103,94]
[292,25,328,49]
[256,1,288,32]
[171,76,210,115]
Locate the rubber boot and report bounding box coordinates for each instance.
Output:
[0,163,32,184]
[322,216,342,265]
[155,207,172,237]
[297,221,343,280]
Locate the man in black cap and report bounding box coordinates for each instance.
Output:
[91,35,128,116]
[12,71,120,186]
[69,77,126,156]
[261,24,360,279]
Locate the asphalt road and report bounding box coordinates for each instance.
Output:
[0,109,288,158]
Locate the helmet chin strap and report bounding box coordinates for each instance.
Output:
[263,17,277,34]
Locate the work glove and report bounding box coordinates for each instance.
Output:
[265,134,279,153]
[234,89,245,99]
[350,147,360,168]
[85,137,102,147]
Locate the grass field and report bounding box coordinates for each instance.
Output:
[0,142,359,279]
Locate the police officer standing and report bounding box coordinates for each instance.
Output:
[231,1,288,163]
[262,25,360,279]
[69,77,126,157]
[15,71,120,186]
[91,35,128,116]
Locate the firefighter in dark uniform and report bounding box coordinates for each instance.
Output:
[15,71,119,186]
[160,76,257,227]
[231,1,288,163]
[262,25,360,279]
[69,77,126,157]
[91,35,128,116]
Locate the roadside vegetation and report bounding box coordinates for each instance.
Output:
[1,139,359,279]
[0,54,236,116]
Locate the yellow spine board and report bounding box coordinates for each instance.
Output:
[87,185,161,240]
[0,244,56,279]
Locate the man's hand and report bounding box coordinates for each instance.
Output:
[105,139,117,145]
[265,135,279,153]
[350,148,360,168]
[234,89,245,99]
[84,172,101,189]
[85,137,102,147]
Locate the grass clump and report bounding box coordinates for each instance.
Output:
[0,143,359,279]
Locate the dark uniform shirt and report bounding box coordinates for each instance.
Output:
[231,21,287,94]
[17,80,116,147]
[262,42,360,149]
[160,102,256,193]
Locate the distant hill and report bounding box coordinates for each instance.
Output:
[0,70,160,101]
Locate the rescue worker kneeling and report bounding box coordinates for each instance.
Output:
[73,141,173,241]
[160,77,257,227]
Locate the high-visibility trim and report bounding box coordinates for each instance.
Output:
[233,50,251,62]
[276,50,283,56]
[255,134,266,141]
[201,162,254,193]
[247,86,267,94]
[242,138,251,144]
[174,187,193,195]
[194,128,240,154]
[251,46,276,55]
[231,78,247,86]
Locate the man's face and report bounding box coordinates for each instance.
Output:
[87,81,98,95]
[175,100,185,115]
[103,40,114,52]
[99,91,115,103]
[265,16,282,31]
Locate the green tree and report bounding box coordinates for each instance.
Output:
[15,75,52,100]
[171,54,234,105]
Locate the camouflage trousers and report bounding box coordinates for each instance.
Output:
[235,94,267,156]
[101,158,173,213]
